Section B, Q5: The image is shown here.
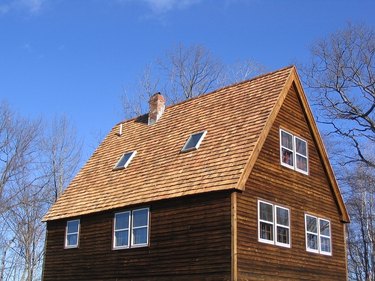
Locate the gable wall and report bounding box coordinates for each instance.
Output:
[43,191,232,281]
[236,85,347,280]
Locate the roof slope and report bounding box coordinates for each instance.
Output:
[43,66,349,222]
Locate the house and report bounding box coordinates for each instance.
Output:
[42,66,349,280]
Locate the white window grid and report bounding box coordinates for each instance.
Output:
[305,214,332,255]
[258,201,274,245]
[113,211,131,249]
[65,219,80,249]
[280,129,308,175]
[280,130,294,169]
[131,208,150,247]
[275,206,291,247]
[258,200,290,248]
[113,208,149,250]
[294,136,308,174]
[319,218,332,255]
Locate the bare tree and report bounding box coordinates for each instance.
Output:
[0,102,40,209]
[345,165,375,281]
[121,44,265,118]
[0,108,82,281]
[302,23,375,281]
[40,116,82,204]
[302,23,375,168]
[159,44,224,102]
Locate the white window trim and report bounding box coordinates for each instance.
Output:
[113,208,150,250]
[258,201,275,245]
[319,218,332,256]
[280,129,308,175]
[113,211,131,250]
[305,214,332,255]
[113,150,137,170]
[258,200,290,248]
[275,205,291,248]
[131,207,150,248]
[280,129,294,170]
[65,219,80,249]
[294,136,308,175]
[181,130,207,152]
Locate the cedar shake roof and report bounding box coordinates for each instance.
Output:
[43,66,349,222]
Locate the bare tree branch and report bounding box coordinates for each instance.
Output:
[301,23,375,167]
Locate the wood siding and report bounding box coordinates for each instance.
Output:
[236,84,347,280]
[43,191,232,281]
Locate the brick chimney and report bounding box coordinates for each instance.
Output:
[148,92,165,125]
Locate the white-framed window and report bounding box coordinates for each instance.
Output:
[181,131,207,152]
[65,219,80,248]
[114,151,137,170]
[258,200,290,248]
[305,214,332,255]
[280,129,308,174]
[131,208,149,247]
[113,208,149,250]
[113,211,131,249]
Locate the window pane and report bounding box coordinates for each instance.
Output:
[296,155,307,172]
[281,131,293,149]
[306,216,317,233]
[115,151,136,169]
[67,234,77,246]
[307,233,318,250]
[115,230,129,247]
[117,153,131,167]
[260,222,273,241]
[67,220,79,233]
[277,226,289,244]
[281,148,293,166]
[115,212,130,230]
[321,237,331,253]
[133,209,148,227]
[320,220,330,236]
[276,207,289,226]
[133,228,147,245]
[260,202,273,222]
[295,138,307,156]
[184,132,205,150]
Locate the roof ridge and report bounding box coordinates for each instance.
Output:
[116,65,295,126]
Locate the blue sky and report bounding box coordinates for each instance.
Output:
[1,0,374,160]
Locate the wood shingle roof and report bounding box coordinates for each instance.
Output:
[43,66,349,222]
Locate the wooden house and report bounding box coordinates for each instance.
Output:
[42,66,349,280]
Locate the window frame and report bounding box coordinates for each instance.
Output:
[65,219,80,249]
[279,129,308,175]
[131,207,150,248]
[305,214,332,255]
[113,207,150,250]
[181,130,207,152]
[258,200,291,248]
[294,136,308,174]
[113,211,131,249]
[113,150,137,170]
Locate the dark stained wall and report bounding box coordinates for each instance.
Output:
[43,191,232,281]
[236,84,347,280]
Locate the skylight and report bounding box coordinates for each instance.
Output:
[114,151,137,170]
[181,131,207,152]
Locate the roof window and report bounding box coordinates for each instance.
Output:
[114,151,137,170]
[181,131,207,152]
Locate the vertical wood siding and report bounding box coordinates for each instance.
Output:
[43,191,232,281]
[236,84,347,280]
